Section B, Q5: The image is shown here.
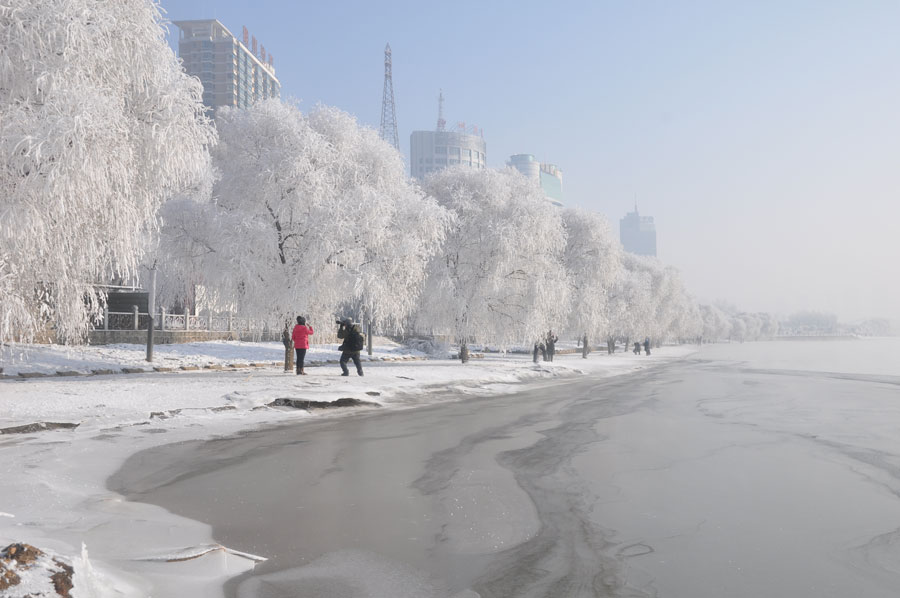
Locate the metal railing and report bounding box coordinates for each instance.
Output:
[96,306,280,334]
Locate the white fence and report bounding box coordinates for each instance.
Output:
[97,306,280,334]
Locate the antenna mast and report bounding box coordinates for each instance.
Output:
[436,89,446,132]
[379,43,399,150]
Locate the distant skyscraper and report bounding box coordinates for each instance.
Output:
[507,154,563,206]
[620,206,657,256]
[173,20,280,112]
[410,93,486,180]
[508,154,541,183]
[410,130,487,179]
[539,163,563,206]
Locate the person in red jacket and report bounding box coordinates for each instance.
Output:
[291,316,314,375]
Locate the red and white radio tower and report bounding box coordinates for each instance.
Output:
[379,44,399,150]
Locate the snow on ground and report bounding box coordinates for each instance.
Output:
[0,338,420,377]
[0,340,695,597]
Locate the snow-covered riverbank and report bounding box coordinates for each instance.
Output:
[0,341,695,597]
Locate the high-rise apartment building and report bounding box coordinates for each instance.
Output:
[620,207,657,256]
[173,20,280,112]
[539,163,563,206]
[508,154,541,183]
[410,130,487,180]
[507,154,563,206]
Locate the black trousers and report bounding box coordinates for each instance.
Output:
[295,348,307,373]
[340,351,363,375]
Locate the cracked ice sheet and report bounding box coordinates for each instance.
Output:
[0,346,695,597]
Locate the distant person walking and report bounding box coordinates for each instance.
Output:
[337,318,365,376]
[633,342,642,355]
[292,316,314,375]
[643,337,651,356]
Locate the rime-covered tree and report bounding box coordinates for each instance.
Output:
[700,304,733,342]
[154,165,218,316]
[0,0,214,343]
[560,208,622,352]
[162,100,447,330]
[418,168,569,360]
[606,261,652,352]
[306,107,449,333]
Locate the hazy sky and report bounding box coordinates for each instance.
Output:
[161,0,900,322]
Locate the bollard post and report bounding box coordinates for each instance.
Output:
[133,305,139,330]
[146,317,154,361]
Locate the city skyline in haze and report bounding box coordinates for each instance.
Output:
[161,0,900,322]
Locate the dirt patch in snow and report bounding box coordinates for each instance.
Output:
[0,543,74,597]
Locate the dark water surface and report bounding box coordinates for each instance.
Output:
[112,341,900,597]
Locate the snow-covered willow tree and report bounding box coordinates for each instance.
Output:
[0,0,214,343]
[154,164,218,316]
[306,107,449,332]
[700,304,733,342]
[561,208,621,349]
[606,261,653,352]
[417,168,569,358]
[161,100,447,329]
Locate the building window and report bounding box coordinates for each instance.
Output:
[435,146,447,154]
[450,147,460,156]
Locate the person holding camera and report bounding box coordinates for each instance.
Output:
[336,318,365,376]
[291,316,314,375]
[545,330,558,362]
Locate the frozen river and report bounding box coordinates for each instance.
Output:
[114,338,900,597]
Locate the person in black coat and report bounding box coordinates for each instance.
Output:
[546,330,558,362]
[337,319,365,376]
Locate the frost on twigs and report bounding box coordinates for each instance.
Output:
[561,208,622,343]
[0,0,215,345]
[416,168,570,352]
[160,100,448,336]
[0,543,74,597]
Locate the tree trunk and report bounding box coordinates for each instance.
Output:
[460,343,469,363]
[607,337,615,354]
[284,346,294,372]
[582,333,589,359]
[281,322,293,372]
